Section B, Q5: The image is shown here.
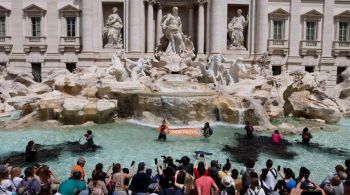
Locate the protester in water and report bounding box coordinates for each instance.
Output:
[271,130,282,143]
[158,120,169,141]
[244,121,254,138]
[25,140,37,161]
[202,122,213,138]
[84,130,94,146]
[301,127,313,145]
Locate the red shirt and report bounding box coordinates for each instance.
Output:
[272,133,282,143]
[193,168,209,179]
[195,176,215,195]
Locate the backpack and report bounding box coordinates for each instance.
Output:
[269,168,277,179]
[91,181,104,195]
[17,179,36,195]
[261,180,273,195]
[247,188,262,195]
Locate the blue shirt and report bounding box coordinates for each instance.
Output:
[285,179,296,190]
[58,178,86,195]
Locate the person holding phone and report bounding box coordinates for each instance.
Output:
[129,162,150,194]
[112,161,135,195]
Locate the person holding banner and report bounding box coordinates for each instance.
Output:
[158,120,169,141]
[202,122,213,138]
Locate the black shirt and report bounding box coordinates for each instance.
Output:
[129,172,150,193]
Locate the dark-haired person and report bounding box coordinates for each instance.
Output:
[244,121,254,138]
[0,164,13,195]
[195,165,219,195]
[245,177,265,195]
[129,162,150,194]
[158,120,169,141]
[345,159,350,180]
[232,169,243,195]
[242,160,256,194]
[271,130,282,143]
[84,130,94,146]
[283,168,296,192]
[17,167,41,195]
[58,171,87,195]
[88,171,108,195]
[264,159,277,191]
[301,127,313,145]
[202,122,213,138]
[112,163,134,195]
[25,140,37,161]
[93,163,107,182]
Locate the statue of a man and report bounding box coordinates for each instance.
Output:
[161,7,186,54]
[228,9,249,49]
[104,7,123,48]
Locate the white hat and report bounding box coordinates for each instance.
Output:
[222,175,234,188]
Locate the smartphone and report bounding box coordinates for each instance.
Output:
[277,165,281,171]
[131,161,135,167]
[154,158,158,165]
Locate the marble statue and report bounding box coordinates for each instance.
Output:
[228,9,249,50]
[103,7,123,49]
[227,57,248,84]
[108,51,129,81]
[207,55,234,86]
[155,6,195,70]
[125,58,152,81]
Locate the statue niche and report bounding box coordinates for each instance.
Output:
[103,7,123,49]
[227,8,249,50]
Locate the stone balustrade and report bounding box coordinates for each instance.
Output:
[59,36,81,53]
[300,40,322,56]
[0,36,12,53]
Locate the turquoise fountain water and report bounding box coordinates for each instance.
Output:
[0,119,349,183]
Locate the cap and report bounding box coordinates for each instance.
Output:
[222,175,234,188]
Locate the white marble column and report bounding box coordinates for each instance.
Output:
[82,0,94,52]
[197,0,206,54]
[146,0,155,53]
[156,3,163,44]
[289,0,301,57]
[255,0,269,55]
[209,0,226,54]
[188,5,194,39]
[11,0,23,53]
[46,0,58,53]
[129,0,145,53]
[322,0,335,57]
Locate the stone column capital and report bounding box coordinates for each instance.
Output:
[196,0,208,6]
[144,0,156,5]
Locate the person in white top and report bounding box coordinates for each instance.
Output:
[0,165,12,195]
[10,167,22,193]
[245,177,266,195]
[264,159,277,190]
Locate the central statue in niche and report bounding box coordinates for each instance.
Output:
[155,6,195,73]
[103,7,123,49]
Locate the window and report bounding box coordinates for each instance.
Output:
[306,21,316,41]
[272,66,282,76]
[66,17,76,37]
[305,66,314,73]
[66,63,76,73]
[337,67,347,84]
[31,17,41,37]
[0,16,5,37]
[273,21,283,40]
[339,22,348,42]
[31,63,42,82]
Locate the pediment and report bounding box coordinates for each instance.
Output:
[23,4,46,14]
[335,10,350,18]
[269,8,289,16]
[59,4,80,12]
[0,5,11,13]
[301,9,323,18]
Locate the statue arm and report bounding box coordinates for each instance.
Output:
[222,56,234,64]
[244,15,249,27]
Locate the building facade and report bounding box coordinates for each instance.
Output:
[0,0,350,87]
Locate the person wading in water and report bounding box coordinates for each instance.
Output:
[158,120,169,141]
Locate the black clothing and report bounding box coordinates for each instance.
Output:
[302,133,312,145]
[129,172,150,194]
[244,125,254,138]
[25,144,37,161]
[158,133,166,141]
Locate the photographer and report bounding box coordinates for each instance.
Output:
[193,154,208,179]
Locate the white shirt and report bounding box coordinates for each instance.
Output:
[0,179,13,195]
[264,168,277,190]
[245,188,266,195]
[11,177,23,192]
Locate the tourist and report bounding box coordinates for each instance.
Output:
[244,177,265,195]
[219,163,231,181]
[159,175,183,195]
[232,169,243,195]
[271,130,282,143]
[10,167,23,193]
[57,171,87,195]
[222,175,236,195]
[84,130,94,146]
[17,167,41,195]
[129,162,150,194]
[183,174,195,195]
[242,159,256,194]
[0,164,13,194]
[112,163,134,195]
[158,120,169,141]
[282,168,296,191]
[71,157,86,180]
[208,160,222,189]
[244,121,254,138]
[202,122,213,138]
[294,169,324,194]
[260,169,272,194]
[88,171,108,195]
[345,159,350,180]
[25,140,37,161]
[296,167,308,183]
[273,180,289,195]
[330,176,344,195]
[195,164,219,195]
[264,159,277,190]
[301,127,313,145]
[174,166,186,190]
[37,165,55,195]
[193,161,208,180]
[93,163,107,182]
[343,180,350,195]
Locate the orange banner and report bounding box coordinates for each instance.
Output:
[166,128,202,137]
